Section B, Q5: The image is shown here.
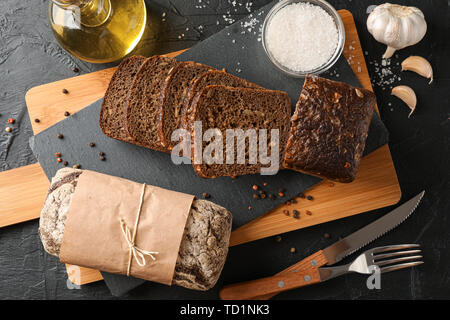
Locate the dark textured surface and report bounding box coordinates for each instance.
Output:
[0,0,449,300]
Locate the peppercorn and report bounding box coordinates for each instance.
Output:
[72,67,79,73]
[344,162,350,168]
[73,164,81,169]
[298,192,305,198]
[34,118,40,123]
[278,192,285,197]
[89,142,95,147]
[55,152,61,157]
[292,210,300,219]
[100,156,105,161]
[285,201,291,206]
[5,127,11,133]
[202,192,210,199]
[291,199,297,204]
[99,151,104,156]
[62,88,69,94]
[307,195,313,201]
[275,235,282,242]
[252,184,259,191]
[263,182,268,187]
[290,247,296,253]
[63,161,68,166]
[248,205,252,210]
[323,233,330,239]
[253,193,260,199]
[306,210,312,216]
[64,111,70,117]
[260,193,267,199]
[283,209,289,216]
[8,118,15,124]
[57,158,62,163]
[57,133,63,139]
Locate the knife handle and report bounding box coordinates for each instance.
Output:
[248,250,328,300]
[220,269,321,300]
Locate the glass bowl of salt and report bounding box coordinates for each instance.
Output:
[262,0,345,77]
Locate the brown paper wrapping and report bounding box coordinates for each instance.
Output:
[59,170,194,285]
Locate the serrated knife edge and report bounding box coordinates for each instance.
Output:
[322,191,425,265]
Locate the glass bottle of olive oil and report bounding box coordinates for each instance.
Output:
[49,0,147,63]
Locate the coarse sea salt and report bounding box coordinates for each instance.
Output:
[265,2,338,72]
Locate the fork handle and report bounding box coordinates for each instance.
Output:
[220,269,321,300]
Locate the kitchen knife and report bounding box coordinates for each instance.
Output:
[231,191,425,300]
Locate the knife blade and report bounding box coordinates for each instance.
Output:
[322,191,425,265]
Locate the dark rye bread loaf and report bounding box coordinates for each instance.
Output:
[99,56,146,142]
[38,168,232,291]
[180,70,261,134]
[283,75,376,183]
[125,55,180,152]
[190,85,291,178]
[157,61,212,150]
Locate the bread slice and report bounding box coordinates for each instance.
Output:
[190,85,291,178]
[180,70,261,134]
[99,56,146,142]
[125,55,180,151]
[283,75,376,183]
[157,61,212,150]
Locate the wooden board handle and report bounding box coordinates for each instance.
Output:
[220,269,321,300]
[249,250,328,300]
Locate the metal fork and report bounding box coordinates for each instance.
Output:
[220,244,423,300]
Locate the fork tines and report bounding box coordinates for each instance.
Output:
[370,244,424,274]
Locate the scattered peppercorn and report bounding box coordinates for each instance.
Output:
[64,111,70,117]
[268,194,276,200]
[99,151,104,156]
[57,133,63,139]
[248,205,252,210]
[278,192,285,197]
[62,88,69,94]
[344,162,350,168]
[34,118,40,123]
[8,118,15,124]
[283,209,289,216]
[298,192,305,198]
[293,210,300,219]
[202,192,210,199]
[100,156,105,161]
[55,152,61,157]
[275,235,282,242]
[252,184,259,191]
[57,158,62,163]
[89,142,95,147]
[306,210,312,216]
[73,164,81,169]
[263,182,268,187]
[253,193,260,199]
[5,127,11,133]
[290,247,296,253]
[72,67,79,73]
[260,193,267,199]
[307,195,314,201]
[63,161,68,166]
[323,233,330,239]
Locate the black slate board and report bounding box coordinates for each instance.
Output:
[29,0,388,297]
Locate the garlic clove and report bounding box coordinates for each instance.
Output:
[401,56,433,84]
[391,85,417,118]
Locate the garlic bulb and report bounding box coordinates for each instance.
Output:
[367,3,427,59]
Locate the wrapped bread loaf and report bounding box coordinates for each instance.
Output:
[38,168,232,291]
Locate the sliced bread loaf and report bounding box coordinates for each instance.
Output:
[99,56,146,142]
[157,61,212,150]
[180,70,261,134]
[125,55,180,151]
[190,85,291,178]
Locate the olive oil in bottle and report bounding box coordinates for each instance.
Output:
[49,0,147,63]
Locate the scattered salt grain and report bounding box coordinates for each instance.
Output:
[265,2,338,72]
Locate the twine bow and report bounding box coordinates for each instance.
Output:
[119,183,158,276]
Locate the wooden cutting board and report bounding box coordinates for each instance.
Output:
[0,10,401,285]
